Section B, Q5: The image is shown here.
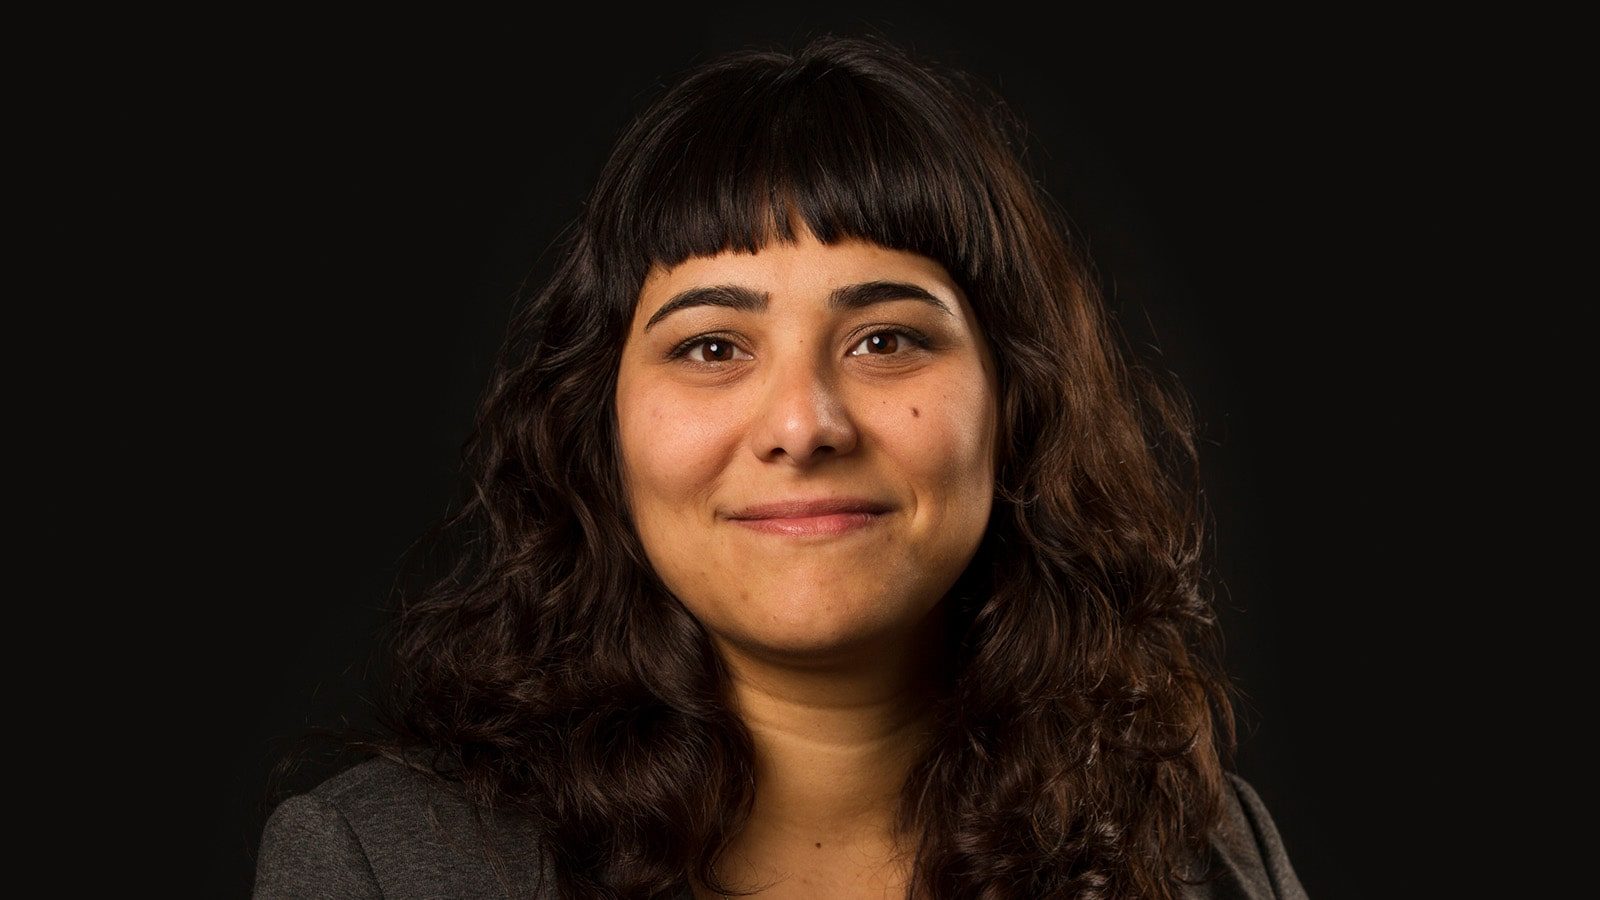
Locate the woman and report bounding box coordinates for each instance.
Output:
[254,34,1307,900]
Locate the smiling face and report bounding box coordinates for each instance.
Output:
[614,222,999,668]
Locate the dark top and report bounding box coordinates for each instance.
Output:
[253,756,1308,898]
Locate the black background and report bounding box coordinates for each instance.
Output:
[32,5,1467,896]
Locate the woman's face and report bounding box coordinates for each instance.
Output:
[615,222,999,666]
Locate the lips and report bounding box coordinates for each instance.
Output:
[727,497,893,520]
[726,496,893,537]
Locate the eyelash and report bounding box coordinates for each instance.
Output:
[666,326,934,366]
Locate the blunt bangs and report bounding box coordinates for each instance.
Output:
[591,46,1009,293]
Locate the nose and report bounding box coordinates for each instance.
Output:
[748,345,860,465]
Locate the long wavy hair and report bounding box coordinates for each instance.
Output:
[355,33,1239,900]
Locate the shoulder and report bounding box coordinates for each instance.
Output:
[1181,771,1310,900]
[253,754,553,899]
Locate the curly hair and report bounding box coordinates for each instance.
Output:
[357,33,1239,899]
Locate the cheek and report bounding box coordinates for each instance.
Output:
[617,386,729,517]
[897,374,997,487]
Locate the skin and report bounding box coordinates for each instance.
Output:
[614,220,999,898]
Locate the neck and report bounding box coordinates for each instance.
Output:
[706,602,950,894]
[731,656,936,839]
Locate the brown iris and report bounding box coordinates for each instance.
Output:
[863,332,899,354]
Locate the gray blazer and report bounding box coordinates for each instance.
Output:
[253,756,1308,898]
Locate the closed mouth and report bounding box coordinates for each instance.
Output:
[728,497,894,520]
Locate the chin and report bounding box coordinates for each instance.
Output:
[726,630,897,667]
[726,602,925,658]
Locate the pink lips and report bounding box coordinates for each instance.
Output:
[727,497,891,537]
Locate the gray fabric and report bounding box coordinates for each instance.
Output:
[254,757,1308,898]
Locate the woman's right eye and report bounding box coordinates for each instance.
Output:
[669,335,754,365]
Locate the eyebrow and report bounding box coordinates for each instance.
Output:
[641,280,955,333]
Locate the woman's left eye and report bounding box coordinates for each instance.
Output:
[849,329,927,357]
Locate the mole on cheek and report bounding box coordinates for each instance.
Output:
[911,407,919,418]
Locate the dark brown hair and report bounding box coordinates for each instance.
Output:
[356,33,1238,899]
